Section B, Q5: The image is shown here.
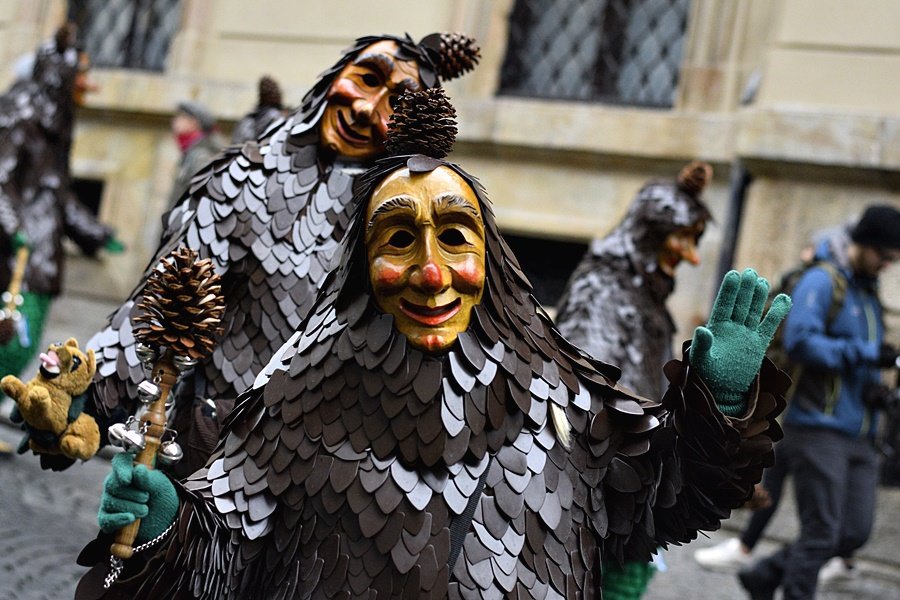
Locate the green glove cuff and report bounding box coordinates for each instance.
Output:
[104,236,125,253]
[98,453,179,543]
[712,390,747,417]
[11,231,29,250]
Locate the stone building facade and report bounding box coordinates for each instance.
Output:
[1,0,898,343]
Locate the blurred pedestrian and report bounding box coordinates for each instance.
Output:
[168,100,223,207]
[555,160,714,599]
[738,204,900,600]
[0,24,122,454]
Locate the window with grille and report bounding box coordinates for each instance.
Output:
[499,0,691,108]
[68,0,183,72]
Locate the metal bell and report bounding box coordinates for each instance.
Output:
[136,343,158,369]
[156,440,183,466]
[121,430,146,453]
[173,355,198,372]
[137,380,161,404]
[107,422,129,447]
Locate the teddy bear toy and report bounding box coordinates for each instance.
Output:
[2,337,100,464]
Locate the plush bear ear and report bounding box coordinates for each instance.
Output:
[65,337,80,349]
[86,348,96,374]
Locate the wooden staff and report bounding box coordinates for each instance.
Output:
[109,351,178,560]
[106,247,224,561]
[4,245,29,312]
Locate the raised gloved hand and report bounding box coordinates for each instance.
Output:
[104,236,126,254]
[690,268,792,416]
[98,453,178,543]
[878,343,899,369]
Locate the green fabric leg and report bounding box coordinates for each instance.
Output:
[602,560,655,600]
[0,292,52,379]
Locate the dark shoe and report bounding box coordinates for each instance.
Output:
[738,567,777,600]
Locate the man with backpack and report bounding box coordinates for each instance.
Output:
[738,204,900,600]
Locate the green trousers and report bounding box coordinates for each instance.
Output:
[0,292,52,379]
[602,560,655,600]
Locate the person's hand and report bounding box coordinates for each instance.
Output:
[690,268,792,416]
[98,453,178,543]
[104,236,126,254]
[11,231,29,250]
[878,343,899,369]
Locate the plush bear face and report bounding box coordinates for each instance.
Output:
[37,337,96,395]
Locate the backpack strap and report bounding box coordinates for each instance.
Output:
[816,261,848,327]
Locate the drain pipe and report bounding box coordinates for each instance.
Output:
[713,158,752,304]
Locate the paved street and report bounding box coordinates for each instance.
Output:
[1,291,899,599]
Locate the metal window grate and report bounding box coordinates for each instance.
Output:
[68,0,183,72]
[499,0,690,108]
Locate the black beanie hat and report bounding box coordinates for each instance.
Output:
[850,205,900,250]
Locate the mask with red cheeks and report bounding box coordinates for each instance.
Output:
[320,40,422,161]
[365,166,486,353]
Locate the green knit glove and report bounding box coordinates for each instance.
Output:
[690,268,792,416]
[104,236,126,253]
[11,231,29,250]
[98,452,179,543]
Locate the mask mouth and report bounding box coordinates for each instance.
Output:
[336,111,370,143]
[399,297,461,326]
[39,350,61,379]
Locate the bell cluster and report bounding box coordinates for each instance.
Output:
[105,342,199,466]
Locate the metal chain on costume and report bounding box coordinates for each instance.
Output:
[103,518,177,589]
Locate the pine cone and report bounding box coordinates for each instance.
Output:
[385,88,457,158]
[134,248,225,359]
[258,75,283,108]
[437,33,480,81]
[677,161,713,196]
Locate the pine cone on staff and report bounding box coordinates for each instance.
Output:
[437,32,480,81]
[133,247,225,359]
[385,88,457,158]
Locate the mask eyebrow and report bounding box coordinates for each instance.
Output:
[433,194,482,228]
[394,77,422,94]
[353,52,395,79]
[367,196,418,233]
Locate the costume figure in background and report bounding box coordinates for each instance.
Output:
[84,33,480,476]
[230,75,286,145]
[0,23,120,380]
[739,204,900,600]
[555,162,713,598]
[79,89,791,599]
[167,101,224,208]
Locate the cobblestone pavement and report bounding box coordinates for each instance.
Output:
[1,293,899,599]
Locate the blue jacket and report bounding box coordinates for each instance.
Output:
[783,234,884,438]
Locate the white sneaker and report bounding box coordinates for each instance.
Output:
[818,557,857,588]
[693,538,752,573]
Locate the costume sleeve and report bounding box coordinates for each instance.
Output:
[783,267,879,369]
[74,480,235,599]
[61,188,113,255]
[600,346,788,564]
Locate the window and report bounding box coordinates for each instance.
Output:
[499,0,691,108]
[501,233,587,307]
[68,0,183,72]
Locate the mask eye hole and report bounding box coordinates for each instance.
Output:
[361,73,380,87]
[439,229,466,247]
[70,355,82,372]
[388,231,415,249]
